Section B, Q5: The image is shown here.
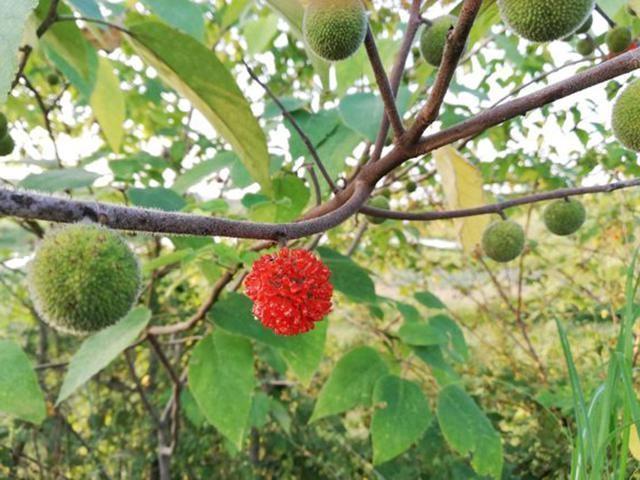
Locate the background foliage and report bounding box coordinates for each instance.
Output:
[1,0,640,478]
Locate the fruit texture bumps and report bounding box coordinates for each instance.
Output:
[543,199,586,236]
[303,0,368,61]
[482,220,525,263]
[420,15,458,67]
[28,224,141,335]
[612,79,640,152]
[497,0,595,42]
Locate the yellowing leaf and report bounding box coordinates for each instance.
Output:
[90,57,125,153]
[630,425,640,461]
[128,22,272,195]
[434,146,489,253]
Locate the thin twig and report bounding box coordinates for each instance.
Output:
[242,60,338,193]
[363,27,405,140]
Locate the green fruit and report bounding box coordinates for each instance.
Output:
[576,37,595,56]
[497,0,595,42]
[0,134,14,156]
[612,79,640,151]
[576,15,593,34]
[303,0,368,61]
[47,73,60,86]
[606,26,632,54]
[366,196,390,225]
[419,15,458,67]
[482,220,525,263]
[28,224,141,335]
[543,199,586,236]
[407,181,417,193]
[0,113,7,139]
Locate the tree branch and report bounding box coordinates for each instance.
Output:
[0,181,371,241]
[364,26,405,140]
[403,0,483,144]
[408,47,640,158]
[371,0,423,162]
[360,178,640,220]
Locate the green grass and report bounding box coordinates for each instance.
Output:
[557,249,640,479]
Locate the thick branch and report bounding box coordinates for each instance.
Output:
[364,27,405,140]
[403,0,483,143]
[360,178,640,221]
[408,47,640,157]
[0,182,371,240]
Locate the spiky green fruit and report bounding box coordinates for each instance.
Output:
[606,26,632,54]
[28,224,141,335]
[303,0,368,62]
[419,15,458,67]
[482,220,525,263]
[497,0,595,42]
[543,199,586,236]
[576,37,595,56]
[366,196,390,225]
[0,113,7,139]
[0,134,14,156]
[612,79,640,151]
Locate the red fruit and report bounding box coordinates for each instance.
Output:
[244,248,333,336]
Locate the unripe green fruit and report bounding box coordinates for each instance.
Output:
[0,134,14,156]
[576,37,595,56]
[612,79,640,151]
[366,196,390,225]
[303,0,368,62]
[543,199,586,236]
[606,26,633,54]
[406,181,417,193]
[497,0,595,42]
[419,15,458,67]
[576,15,593,34]
[47,73,60,86]
[482,220,525,263]
[0,113,7,139]
[28,224,141,335]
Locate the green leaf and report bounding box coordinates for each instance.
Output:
[414,346,461,386]
[316,247,376,303]
[140,0,205,40]
[436,385,503,479]
[36,0,96,89]
[243,15,279,54]
[188,330,254,449]
[415,291,447,310]
[0,340,46,424]
[128,22,272,194]
[90,57,125,152]
[0,0,37,104]
[209,293,326,385]
[310,346,388,422]
[129,187,186,211]
[371,375,432,465]
[338,89,410,142]
[19,168,99,192]
[429,314,468,362]
[57,308,151,405]
[397,322,448,346]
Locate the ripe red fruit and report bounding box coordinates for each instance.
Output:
[244,248,333,336]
